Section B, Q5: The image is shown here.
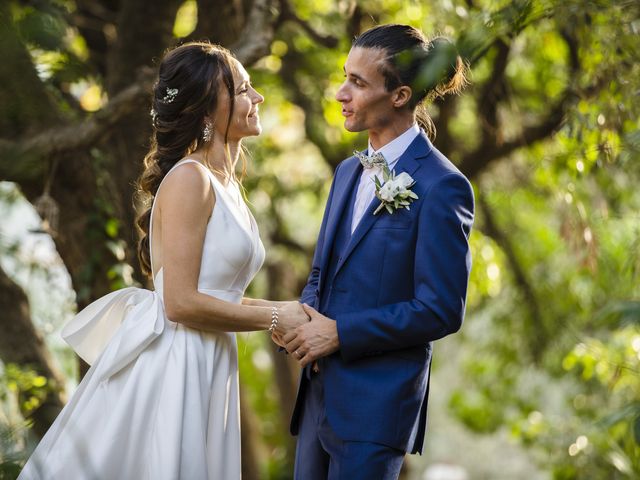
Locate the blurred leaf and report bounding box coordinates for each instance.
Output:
[15,8,67,51]
[598,402,640,429]
[594,301,640,328]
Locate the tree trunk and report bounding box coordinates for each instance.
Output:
[0,265,66,439]
[240,382,265,480]
[266,262,300,471]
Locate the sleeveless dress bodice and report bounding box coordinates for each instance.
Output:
[19,159,265,480]
[151,160,265,303]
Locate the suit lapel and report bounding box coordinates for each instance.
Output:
[319,158,362,288]
[333,133,432,276]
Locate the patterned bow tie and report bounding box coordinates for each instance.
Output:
[354,150,387,169]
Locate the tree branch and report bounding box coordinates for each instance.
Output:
[0,68,156,183]
[345,2,364,41]
[458,23,590,180]
[70,0,119,77]
[230,0,280,66]
[192,0,245,45]
[279,47,355,169]
[459,94,569,179]
[0,0,327,187]
[432,95,459,156]
[477,193,546,361]
[0,1,62,136]
[477,40,510,148]
[278,0,339,48]
[105,0,183,94]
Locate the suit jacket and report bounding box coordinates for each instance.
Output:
[292,131,475,454]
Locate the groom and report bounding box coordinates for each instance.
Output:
[282,24,474,479]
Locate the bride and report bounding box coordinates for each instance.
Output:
[19,41,309,479]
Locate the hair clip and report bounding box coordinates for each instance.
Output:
[162,87,178,103]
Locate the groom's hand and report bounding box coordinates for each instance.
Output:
[283,304,339,367]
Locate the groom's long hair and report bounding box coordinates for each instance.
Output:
[353,24,468,141]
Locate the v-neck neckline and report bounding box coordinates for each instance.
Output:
[207,171,256,237]
[149,159,258,288]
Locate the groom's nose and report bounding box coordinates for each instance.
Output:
[335,83,350,103]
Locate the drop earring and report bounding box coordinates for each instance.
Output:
[203,121,213,142]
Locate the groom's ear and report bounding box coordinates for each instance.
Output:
[391,85,412,108]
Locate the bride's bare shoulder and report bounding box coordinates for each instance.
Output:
[157,161,215,207]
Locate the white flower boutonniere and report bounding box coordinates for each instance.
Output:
[373,166,418,215]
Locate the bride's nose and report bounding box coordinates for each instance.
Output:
[252,89,264,104]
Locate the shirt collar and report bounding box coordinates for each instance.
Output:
[368,123,421,169]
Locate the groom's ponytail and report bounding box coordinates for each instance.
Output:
[353,24,468,141]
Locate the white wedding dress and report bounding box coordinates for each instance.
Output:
[19,159,265,479]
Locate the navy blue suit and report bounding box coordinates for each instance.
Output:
[292,131,474,464]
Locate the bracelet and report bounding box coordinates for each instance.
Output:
[268,306,279,333]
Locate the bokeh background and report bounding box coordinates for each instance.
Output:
[1,0,639,479]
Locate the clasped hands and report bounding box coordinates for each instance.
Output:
[272,302,339,367]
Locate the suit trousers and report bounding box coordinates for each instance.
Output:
[293,365,405,480]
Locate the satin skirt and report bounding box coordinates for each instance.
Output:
[19,287,241,480]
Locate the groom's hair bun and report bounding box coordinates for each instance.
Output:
[353,24,468,107]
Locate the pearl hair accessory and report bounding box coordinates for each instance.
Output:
[149,87,178,125]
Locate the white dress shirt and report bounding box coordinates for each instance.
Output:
[351,123,421,233]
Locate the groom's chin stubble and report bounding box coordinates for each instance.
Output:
[344,121,363,133]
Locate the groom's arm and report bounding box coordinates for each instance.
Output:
[300,162,342,308]
[286,173,474,365]
[336,173,474,362]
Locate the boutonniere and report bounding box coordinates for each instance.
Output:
[373,166,418,215]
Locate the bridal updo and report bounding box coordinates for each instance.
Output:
[353,24,468,140]
[136,41,238,277]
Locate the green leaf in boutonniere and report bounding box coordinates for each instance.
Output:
[372,167,418,215]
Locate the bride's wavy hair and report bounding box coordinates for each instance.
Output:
[136,41,239,277]
[353,24,469,141]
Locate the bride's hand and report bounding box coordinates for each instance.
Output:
[271,332,286,348]
[275,301,310,336]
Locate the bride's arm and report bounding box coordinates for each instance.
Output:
[242,298,294,308]
[157,163,306,334]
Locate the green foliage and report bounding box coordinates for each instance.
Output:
[434,1,640,478]
[0,364,44,479]
[1,365,51,417]
[3,0,640,478]
[76,148,138,298]
[10,1,91,107]
[237,333,293,479]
